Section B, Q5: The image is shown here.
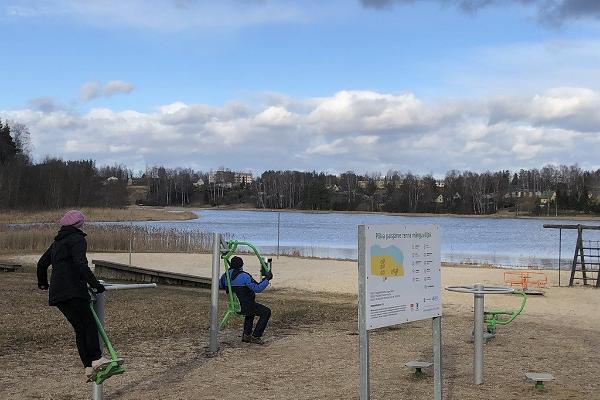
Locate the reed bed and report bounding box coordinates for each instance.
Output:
[0,224,212,254]
[0,207,198,224]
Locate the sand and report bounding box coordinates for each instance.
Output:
[15,252,597,331]
[3,253,600,399]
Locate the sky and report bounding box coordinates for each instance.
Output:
[2,0,600,176]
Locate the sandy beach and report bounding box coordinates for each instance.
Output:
[2,253,599,399]
[15,252,598,331]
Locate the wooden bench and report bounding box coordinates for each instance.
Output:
[525,372,554,390]
[405,361,432,378]
[0,263,21,272]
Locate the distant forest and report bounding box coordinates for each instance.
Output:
[2,119,600,215]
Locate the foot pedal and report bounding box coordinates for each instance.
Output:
[88,360,126,384]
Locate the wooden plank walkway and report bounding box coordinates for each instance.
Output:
[0,262,21,272]
[92,259,211,288]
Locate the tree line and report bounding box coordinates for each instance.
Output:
[2,119,600,215]
[0,119,129,209]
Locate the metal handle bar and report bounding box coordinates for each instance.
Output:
[104,283,157,291]
[445,285,514,294]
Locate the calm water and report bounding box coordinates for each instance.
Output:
[114,209,600,268]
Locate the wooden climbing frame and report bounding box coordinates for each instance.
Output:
[543,224,600,288]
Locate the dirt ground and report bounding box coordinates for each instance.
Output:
[1,261,599,400]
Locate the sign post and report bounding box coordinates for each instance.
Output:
[358,224,442,400]
[358,226,369,399]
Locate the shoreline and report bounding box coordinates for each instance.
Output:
[187,205,600,222]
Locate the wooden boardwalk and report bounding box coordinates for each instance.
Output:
[92,259,211,288]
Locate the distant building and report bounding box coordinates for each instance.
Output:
[208,170,253,187]
[234,172,253,185]
[539,191,556,204]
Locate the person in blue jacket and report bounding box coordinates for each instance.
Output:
[219,256,273,345]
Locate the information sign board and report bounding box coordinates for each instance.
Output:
[363,224,441,330]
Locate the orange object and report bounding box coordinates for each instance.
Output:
[504,271,547,291]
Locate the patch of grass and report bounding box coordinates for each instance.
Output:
[0,224,212,254]
[0,207,197,224]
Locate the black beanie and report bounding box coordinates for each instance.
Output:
[230,256,244,269]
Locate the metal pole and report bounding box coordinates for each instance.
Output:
[277,212,281,260]
[358,225,369,400]
[473,283,484,385]
[432,316,442,400]
[92,292,105,400]
[129,208,133,268]
[209,232,221,353]
[558,228,562,287]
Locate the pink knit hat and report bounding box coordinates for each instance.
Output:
[59,210,85,228]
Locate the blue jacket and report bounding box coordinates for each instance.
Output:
[219,268,269,314]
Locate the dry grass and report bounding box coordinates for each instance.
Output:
[0,207,197,224]
[1,264,598,399]
[0,225,213,254]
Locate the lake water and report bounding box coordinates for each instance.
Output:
[118,209,600,269]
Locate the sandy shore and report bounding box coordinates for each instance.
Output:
[13,252,599,331]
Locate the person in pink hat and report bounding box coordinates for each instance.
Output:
[37,210,111,379]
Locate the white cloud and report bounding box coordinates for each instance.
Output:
[2,88,600,174]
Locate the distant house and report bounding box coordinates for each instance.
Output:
[434,194,444,204]
[193,178,205,188]
[539,191,556,204]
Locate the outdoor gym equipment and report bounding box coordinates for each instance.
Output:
[445,284,516,385]
[504,271,547,295]
[90,282,156,400]
[525,372,554,390]
[218,238,272,330]
[208,233,273,354]
[88,300,124,385]
[405,361,432,378]
[483,289,527,336]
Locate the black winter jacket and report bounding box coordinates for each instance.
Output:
[37,226,102,306]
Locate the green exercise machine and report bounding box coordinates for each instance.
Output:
[219,239,272,329]
[484,289,527,336]
[88,293,125,385]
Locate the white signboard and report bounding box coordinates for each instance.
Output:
[362,224,441,330]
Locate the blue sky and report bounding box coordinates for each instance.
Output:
[2,0,600,175]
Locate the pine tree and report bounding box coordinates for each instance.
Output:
[0,119,18,164]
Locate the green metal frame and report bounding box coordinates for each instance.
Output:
[219,240,271,329]
[484,290,527,333]
[88,303,125,384]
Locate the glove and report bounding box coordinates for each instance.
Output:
[38,283,49,290]
[265,270,273,281]
[93,284,106,294]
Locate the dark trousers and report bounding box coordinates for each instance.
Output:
[56,298,102,367]
[243,303,271,338]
